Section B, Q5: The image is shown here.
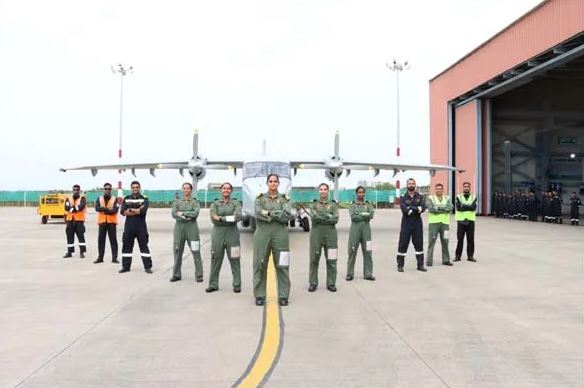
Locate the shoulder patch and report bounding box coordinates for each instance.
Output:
[283,194,289,200]
[256,193,263,199]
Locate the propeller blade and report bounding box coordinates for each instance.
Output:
[334,175,339,202]
[193,129,199,158]
[334,130,340,158]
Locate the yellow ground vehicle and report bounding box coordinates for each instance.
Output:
[37,193,68,224]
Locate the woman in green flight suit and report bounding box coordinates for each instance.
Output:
[346,185,376,281]
[169,182,204,283]
[206,182,243,293]
[253,173,292,307]
[308,182,339,292]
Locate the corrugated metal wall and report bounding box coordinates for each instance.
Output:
[430,0,584,211]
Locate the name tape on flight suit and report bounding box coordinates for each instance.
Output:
[278,251,290,267]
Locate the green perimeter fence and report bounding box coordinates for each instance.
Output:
[0,189,403,208]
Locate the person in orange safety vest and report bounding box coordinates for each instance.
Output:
[94,183,119,264]
[63,184,87,258]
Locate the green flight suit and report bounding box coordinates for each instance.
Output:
[253,192,292,301]
[427,195,453,265]
[309,199,339,287]
[208,198,242,289]
[171,198,203,280]
[347,201,374,278]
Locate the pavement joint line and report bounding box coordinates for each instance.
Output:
[233,254,284,388]
[351,281,451,388]
[13,237,211,388]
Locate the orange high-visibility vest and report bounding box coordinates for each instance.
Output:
[65,196,86,222]
[97,196,118,224]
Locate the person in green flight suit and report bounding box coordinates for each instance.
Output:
[206,182,243,293]
[253,173,292,307]
[169,182,204,283]
[346,186,375,281]
[308,182,339,292]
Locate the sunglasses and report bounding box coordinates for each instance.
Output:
[104,188,112,191]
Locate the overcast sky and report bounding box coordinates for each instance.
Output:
[0,0,543,190]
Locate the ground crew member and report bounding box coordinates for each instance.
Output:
[94,183,119,264]
[396,178,426,272]
[569,192,581,226]
[517,191,527,220]
[308,183,339,292]
[206,182,242,293]
[551,190,563,224]
[526,191,537,222]
[63,184,87,258]
[169,182,204,282]
[426,183,453,267]
[119,181,153,274]
[455,181,477,262]
[508,192,517,219]
[542,191,551,222]
[346,186,375,280]
[253,174,292,307]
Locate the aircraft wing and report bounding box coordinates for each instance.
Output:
[290,160,462,174]
[60,160,245,177]
[60,162,187,172]
[60,161,189,176]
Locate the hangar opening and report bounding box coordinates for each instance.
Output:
[490,52,584,199]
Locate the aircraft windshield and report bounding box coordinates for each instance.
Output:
[243,162,290,179]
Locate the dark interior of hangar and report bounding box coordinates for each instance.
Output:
[491,54,584,201]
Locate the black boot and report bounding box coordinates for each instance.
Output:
[416,254,426,272]
[397,255,404,272]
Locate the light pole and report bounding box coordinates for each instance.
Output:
[111,64,133,201]
[386,59,410,204]
[386,59,410,158]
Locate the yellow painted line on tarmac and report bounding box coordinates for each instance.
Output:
[234,255,283,388]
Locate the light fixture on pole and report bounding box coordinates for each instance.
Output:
[111,64,133,201]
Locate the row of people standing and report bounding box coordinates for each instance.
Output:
[492,190,581,225]
[397,179,477,272]
[62,177,478,307]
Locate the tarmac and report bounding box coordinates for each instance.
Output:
[0,207,582,388]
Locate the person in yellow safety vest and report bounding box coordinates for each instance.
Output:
[426,183,453,267]
[455,181,477,262]
[63,184,87,258]
[94,183,119,264]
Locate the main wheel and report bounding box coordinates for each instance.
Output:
[242,217,250,228]
[41,216,48,224]
[250,217,256,232]
[290,219,295,227]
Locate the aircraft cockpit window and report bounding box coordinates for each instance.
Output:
[243,162,290,179]
[243,162,264,178]
[267,162,290,178]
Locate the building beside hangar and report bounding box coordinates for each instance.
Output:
[430,0,584,214]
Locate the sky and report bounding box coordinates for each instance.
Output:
[0,0,543,190]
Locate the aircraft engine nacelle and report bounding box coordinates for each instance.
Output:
[189,166,207,180]
[325,168,343,181]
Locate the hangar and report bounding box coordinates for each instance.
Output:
[430,0,584,214]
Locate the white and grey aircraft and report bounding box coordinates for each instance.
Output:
[61,131,460,231]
